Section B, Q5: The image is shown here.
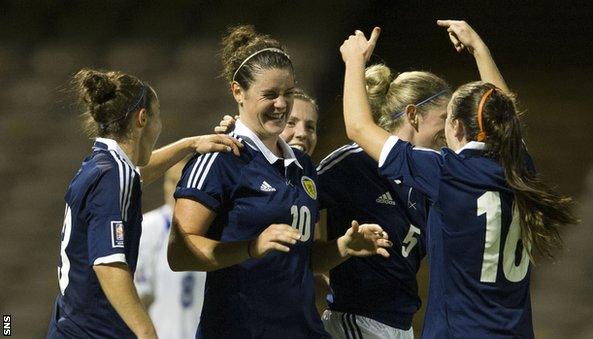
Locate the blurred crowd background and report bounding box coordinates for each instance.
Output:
[0,1,592,338]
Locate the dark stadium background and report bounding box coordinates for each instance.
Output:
[1,1,592,337]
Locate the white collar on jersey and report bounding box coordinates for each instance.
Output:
[95,137,137,169]
[455,141,486,154]
[234,120,303,169]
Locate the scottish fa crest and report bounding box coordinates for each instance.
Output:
[301,176,317,200]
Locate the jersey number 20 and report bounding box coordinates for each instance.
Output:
[290,205,311,242]
[478,191,529,283]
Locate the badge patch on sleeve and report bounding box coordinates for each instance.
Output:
[111,221,125,248]
[301,176,317,200]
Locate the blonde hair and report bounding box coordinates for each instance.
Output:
[365,64,451,132]
[293,88,319,113]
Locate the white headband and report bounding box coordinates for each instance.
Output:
[232,47,291,82]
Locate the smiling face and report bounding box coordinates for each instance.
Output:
[280,98,318,155]
[415,100,448,150]
[236,68,295,140]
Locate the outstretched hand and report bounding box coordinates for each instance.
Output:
[339,27,381,64]
[186,134,243,156]
[437,20,486,55]
[338,220,391,258]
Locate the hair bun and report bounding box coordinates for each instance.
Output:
[365,64,393,110]
[224,25,257,50]
[221,25,257,65]
[74,69,117,106]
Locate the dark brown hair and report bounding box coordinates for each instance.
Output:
[451,81,577,260]
[73,68,155,139]
[220,25,293,89]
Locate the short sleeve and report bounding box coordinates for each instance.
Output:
[175,152,229,212]
[378,135,443,201]
[86,167,127,266]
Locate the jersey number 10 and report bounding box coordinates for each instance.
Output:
[477,191,530,283]
[290,205,311,242]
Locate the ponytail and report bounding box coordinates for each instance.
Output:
[452,81,577,261]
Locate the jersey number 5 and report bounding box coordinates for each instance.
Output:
[401,224,421,258]
[478,191,529,283]
[290,205,311,242]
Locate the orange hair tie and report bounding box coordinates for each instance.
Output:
[476,88,494,142]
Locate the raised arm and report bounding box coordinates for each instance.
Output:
[437,20,510,93]
[140,135,243,185]
[340,27,391,162]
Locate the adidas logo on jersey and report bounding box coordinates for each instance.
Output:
[376,192,395,205]
[260,181,276,192]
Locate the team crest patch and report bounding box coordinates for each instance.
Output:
[301,176,317,200]
[111,221,125,248]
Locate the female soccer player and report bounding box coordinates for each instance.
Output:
[280,88,319,155]
[215,87,319,156]
[167,25,390,338]
[339,22,576,338]
[47,68,241,339]
[214,88,330,314]
[318,20,520,338]
[317,67,448,338]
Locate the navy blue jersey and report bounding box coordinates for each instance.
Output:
[49,138,142,339]
[316,143,427,330]
[379,136,533,339]
[175,121,328,339]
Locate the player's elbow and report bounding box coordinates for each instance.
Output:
[167,249,212,272]
[167,231,211,272]
[167,227,188,271]
[344,118,368,143]
[166,239,196,272]
[345,125,359,141]
[167,246,184,272]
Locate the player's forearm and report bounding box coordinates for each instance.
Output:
[473,44,510,93]
[168,223,250,271]
[94,263,157,339]
[343,59,373,140]
[343,59,390,161]
[310,238,350,273]
[140,138,193,185]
